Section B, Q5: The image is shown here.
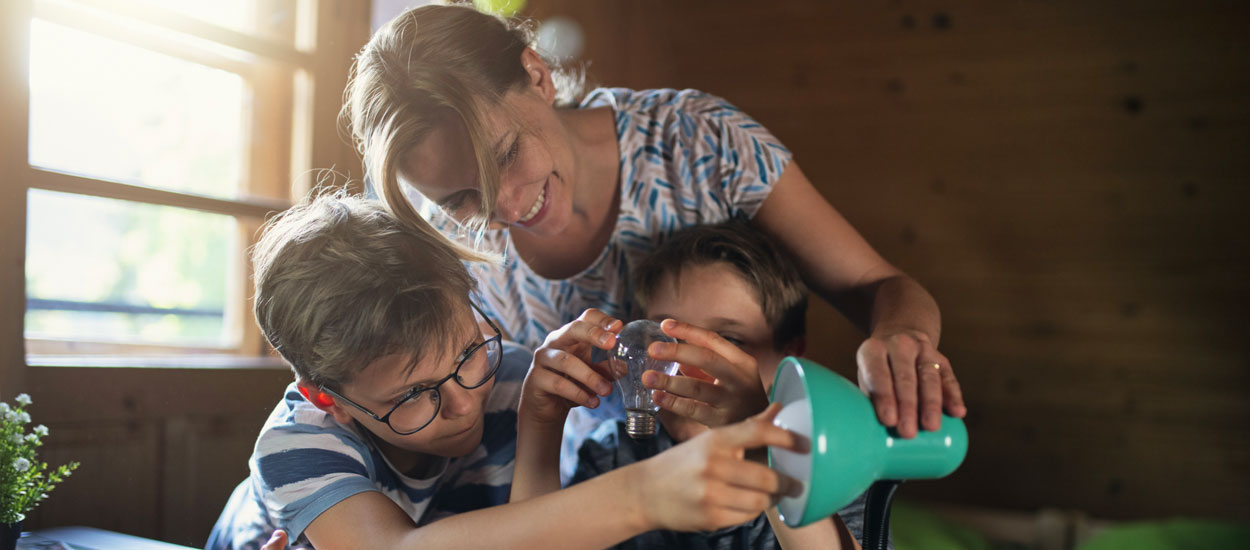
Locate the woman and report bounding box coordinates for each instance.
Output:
[344,3,966,482]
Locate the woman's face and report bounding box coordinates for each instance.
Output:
[400,85,577,238]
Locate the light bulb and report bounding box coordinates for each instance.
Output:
[607,320,680,438]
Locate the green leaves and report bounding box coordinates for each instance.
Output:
[0,394,78,524]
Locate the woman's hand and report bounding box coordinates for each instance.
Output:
[520,308,621,426]
[857,329,966,438]
[634,403,802,532]
[640,319,770,428]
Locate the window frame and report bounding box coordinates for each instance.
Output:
[2,0,370,375]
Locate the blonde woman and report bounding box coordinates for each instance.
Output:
[347,4,966,486]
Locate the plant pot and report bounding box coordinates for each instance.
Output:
[0,519,21,550]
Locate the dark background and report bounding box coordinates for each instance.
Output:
[525,0,1250,521]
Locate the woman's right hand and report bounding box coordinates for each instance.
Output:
[633,403,803,532]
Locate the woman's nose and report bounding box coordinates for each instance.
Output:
[490,178,527,224]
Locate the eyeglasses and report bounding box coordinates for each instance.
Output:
[320,303,503,435]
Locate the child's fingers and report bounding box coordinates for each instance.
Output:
[650,389,727,427]
[706,481,776,514]
[575,308,623,342]
[641,370,723,402]
[533,362,599,408]
[548,318,618,351]
[260,530,288,550]
[646,340,743,387]
[659,319,755,367]
[715,404,804,452]
[535,348,613,396]
[709,456,796,496]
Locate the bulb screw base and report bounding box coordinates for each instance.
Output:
[625,409,658,439]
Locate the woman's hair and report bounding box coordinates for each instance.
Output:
[251,191,476,390]
[342,3,582,261]
[632,219,809,352]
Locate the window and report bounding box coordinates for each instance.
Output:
[5,0,368,361]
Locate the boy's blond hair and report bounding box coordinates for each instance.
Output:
[252,192,474,389]
[632,219,808,351]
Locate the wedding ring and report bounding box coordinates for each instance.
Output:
[930,363,942,370]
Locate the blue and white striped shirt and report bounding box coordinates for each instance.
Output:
[206,342,529,550]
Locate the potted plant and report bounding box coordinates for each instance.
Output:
[1,393,78,550]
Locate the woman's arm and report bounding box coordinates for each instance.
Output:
[752,162,966,438]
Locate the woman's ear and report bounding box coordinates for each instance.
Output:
[520,48,556,104]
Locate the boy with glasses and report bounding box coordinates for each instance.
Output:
[208,194,804,550]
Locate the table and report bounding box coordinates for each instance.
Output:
[18,526,197,550]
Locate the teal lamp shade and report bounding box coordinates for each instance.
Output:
[768,357,969,527]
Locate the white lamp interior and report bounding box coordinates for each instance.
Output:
[770,365,813,524]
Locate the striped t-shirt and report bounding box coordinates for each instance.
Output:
[425,88,793,483]
[205,342,529,550]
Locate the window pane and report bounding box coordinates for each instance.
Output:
[155,0,299,42]
[25,190,236,347]
[28,19,246,199]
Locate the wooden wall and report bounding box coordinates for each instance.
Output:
[20,366,292,547]
[526,0,1250,521]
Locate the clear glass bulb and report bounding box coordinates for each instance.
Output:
[607,319,680,438]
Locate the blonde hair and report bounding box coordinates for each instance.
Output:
[252,191,475,389]
[342,3,582,261]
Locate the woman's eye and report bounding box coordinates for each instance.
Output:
[500,140,520,167]
[443,191,480,215]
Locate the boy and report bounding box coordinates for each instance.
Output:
[207,195,804,550]
[571,219,878,549]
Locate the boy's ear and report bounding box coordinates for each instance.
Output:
[296,382,354,424]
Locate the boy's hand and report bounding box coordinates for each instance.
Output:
[857,329,966,439]
[640,319,770,428]
[634,403,802,532]
[520,308,621,426]
[260,530,286,550]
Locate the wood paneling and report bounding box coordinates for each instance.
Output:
[529,0,1250,521]
[20,366,292,546]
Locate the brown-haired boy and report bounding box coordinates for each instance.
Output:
[572,219,875,549]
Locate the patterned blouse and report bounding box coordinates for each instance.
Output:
[427,88,793,482]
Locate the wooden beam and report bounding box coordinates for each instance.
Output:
[40,0,314,68]
[27,167,290,220]
[0,0,32,399]
[293,0,370,199]
[33,0,257,77]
